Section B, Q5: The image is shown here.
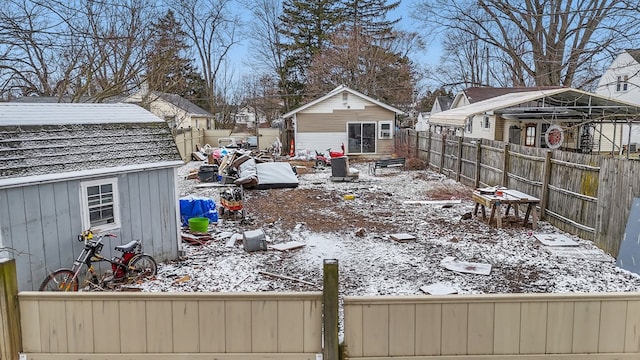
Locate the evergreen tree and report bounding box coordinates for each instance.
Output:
[278,0,343,107]
[146,10,205,101]
[339,0,400,39]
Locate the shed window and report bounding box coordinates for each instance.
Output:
[80,178,120,231]
[465,118,472,133]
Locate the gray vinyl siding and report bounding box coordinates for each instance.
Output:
[0,167,178,291]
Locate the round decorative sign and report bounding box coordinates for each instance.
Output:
[545,124,564,149]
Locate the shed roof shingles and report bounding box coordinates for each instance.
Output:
[0,122,181,179]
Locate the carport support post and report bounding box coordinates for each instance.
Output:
[323,259,339,360]
[0,258,22,360]
[502,143,510,187]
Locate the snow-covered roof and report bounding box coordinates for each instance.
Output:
[0,103,183,186]
[0,103,164,125]
[429,88,640,127]
[282,85,405,118]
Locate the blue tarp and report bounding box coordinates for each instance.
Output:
[179,196,219,226]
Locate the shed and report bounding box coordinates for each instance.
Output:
[282,85,405,156]
[0,103,184,290]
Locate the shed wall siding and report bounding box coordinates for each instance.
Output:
[0,168,178,291]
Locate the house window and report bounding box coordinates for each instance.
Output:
[165,116,176,128]
[616,75,629,92]
[482,115,491,130]
[342,92,348,102]
[80,178,120,231]
[378,121,393,139]
[525,124,536,146]
[465,118,473,133]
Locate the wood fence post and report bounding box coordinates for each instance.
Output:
[0,258,22,360]
[456,137,463,182]
[475,141,482,188]
[415,131,420,159]
[323,259,339,360]
[540,151,553,219]
[439,134,446,174]
[502,143,510,187]
[426,130,432,169]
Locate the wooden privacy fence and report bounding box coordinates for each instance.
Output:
[399,129,640,257]
[343,293,640,359]
[18,291,322,359]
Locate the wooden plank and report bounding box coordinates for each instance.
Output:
[277,300,304,352]
[147,171,163,259]
[24,186,46,289]
[198,300,226,352]
[172,300,200,352]
[93,300,120,353]
[119,300,147,353]
[343,303,363,357]
[251,300,278,353]
[18,354,325,360]
[126,174,144,246]
[52,182,73,270]
[572,301,601,353]
[19,298,41,352]
[546,301,574,354]
[467,303,494,355]
[225,300,252,352]
[39,300,68,352]
[494,302,520,354]
[39,183,61,277]
[388,304,415,356]
[0,259,22,359]
[362,304,389,357]
[625,300,640,352]
[599,300,627,352]
[65,300,94,353]
[520,302,547,354]
[441,303,467,355]
[145,300,173,353]
[414,303,441,355]
[7,189,31,289]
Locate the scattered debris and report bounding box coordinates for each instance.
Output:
[403,199,462,205]
[225,233,242,248]
[258,271,314,286]
[172,275,191,285]
[181,232,213,245]
[420,283,458,295]
[460,212,473,220]
[355,228,366,237]
[534,234,579,247]
[390,233,416,242]
[270,241,306,251]
[547,248,613,262]
[243,229,268,252]
[440,256,492,275]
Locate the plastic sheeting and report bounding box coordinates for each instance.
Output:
[179,196,219,226]
[254,162,299,189]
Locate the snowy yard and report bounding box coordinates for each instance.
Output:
[139,160,640,295]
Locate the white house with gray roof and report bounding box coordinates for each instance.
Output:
[125,90,214,130]
[0,103,184,290]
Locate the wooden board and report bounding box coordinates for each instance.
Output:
[420,283,458,295]
[390,233,416,242]
[534,233,579,247]
[270,241,306,251]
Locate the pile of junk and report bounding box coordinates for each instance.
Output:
[194,146,299,190]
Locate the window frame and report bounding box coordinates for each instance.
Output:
[378,120,393,139]
[465,118,473,133]
[482,115,491,130]
[525,124,536,146]
[616,75,629,92]
[80,177,120,232]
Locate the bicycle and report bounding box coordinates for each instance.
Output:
[39,230,158,291]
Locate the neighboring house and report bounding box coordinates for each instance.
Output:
[596,49,640,105]
[417,96,454,131]
[125,90,214,130]
[428,87,640,152]
[234,105,268,129]
[282,85,405,156]
[0,103,184,291]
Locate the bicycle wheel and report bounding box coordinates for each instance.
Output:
[128,254,157,281]
[39,269,79,291]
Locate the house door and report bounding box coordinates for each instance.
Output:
[347,123,376,154]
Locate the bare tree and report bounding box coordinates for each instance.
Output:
[414,0,640,88]
[171,0,242,114]
[0,0,157,101]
